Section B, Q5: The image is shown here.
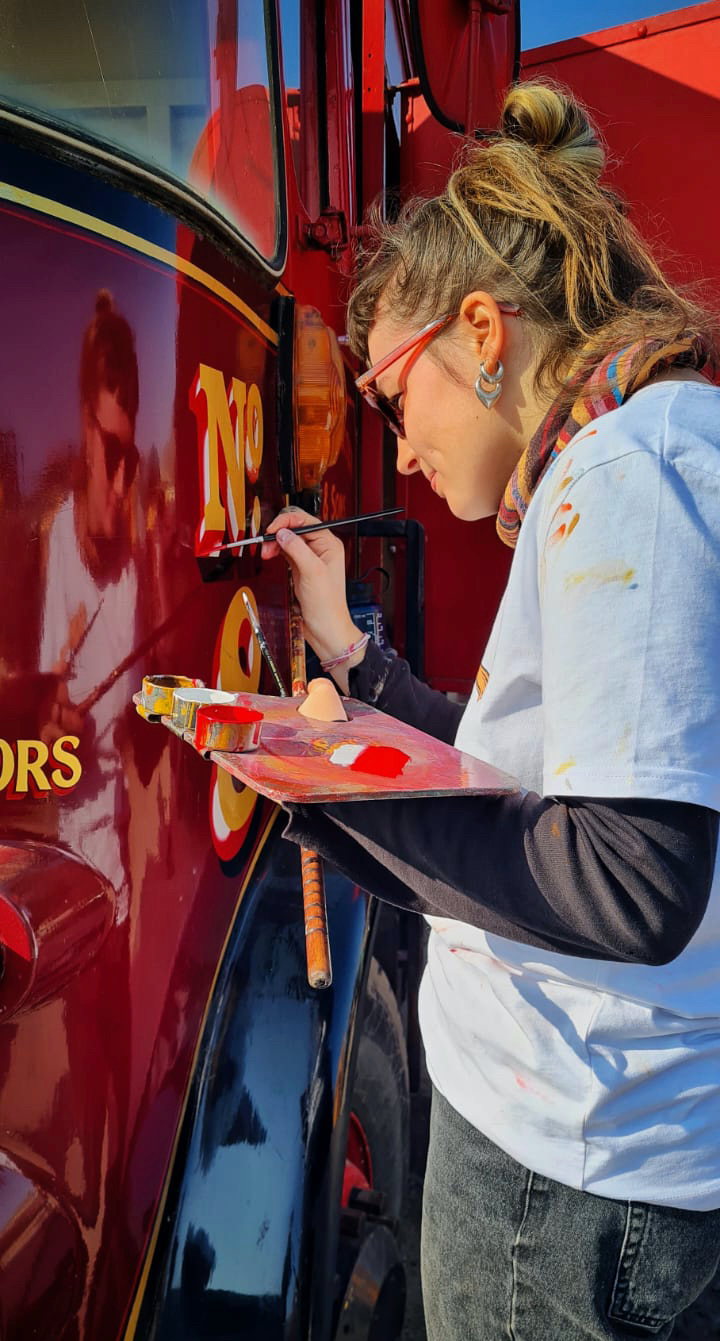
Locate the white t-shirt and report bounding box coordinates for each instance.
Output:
[41,497,138,906]
[419,380,720,1210]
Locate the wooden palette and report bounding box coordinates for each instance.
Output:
[134,689,518,802]
[167,692,517,803]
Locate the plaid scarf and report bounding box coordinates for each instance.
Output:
[496,337,705,549]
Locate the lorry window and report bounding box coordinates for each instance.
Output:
[279,0,321,219]
[339,0,357,223]
[522,0,702,49]
[0,0,281,262]
[385,0,408,140]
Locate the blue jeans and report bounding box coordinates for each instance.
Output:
[421,1086,720,1340]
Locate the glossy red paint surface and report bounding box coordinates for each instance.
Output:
[0,188,290,1334]
[0,3,363,1335]
[0,1153,84,1340]
[0,126,358,1330]
[0,842,114,1013]
[0,3,378,1314]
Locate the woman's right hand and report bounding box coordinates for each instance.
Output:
[261,508,361,666]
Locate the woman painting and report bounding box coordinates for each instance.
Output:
[263,83,720,1340]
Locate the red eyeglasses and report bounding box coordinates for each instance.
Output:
[355,303,522,437]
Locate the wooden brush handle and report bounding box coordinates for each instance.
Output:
[301,848,332,988]
[288,594,308,698]
[287,573,333,990]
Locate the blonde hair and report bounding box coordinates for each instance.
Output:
[347,82,715,407]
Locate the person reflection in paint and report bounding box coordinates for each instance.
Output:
[82,321,139,549]
[40,290,140,912]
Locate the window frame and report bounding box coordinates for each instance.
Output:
[277,0,327,223]
[0,0,288,276]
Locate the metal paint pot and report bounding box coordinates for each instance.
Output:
[141,674,203,717]
[171,688,236,732]
[195,703,264,754]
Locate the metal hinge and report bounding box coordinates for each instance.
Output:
[303,208,349,253]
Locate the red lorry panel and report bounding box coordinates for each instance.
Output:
[525,1,720,308]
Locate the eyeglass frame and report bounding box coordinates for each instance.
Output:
[92,412,140,487]
[355,302,522,437]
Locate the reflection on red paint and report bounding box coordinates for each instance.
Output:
[0,901,33,962]
[348,745,411,779]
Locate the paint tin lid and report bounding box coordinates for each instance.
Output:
[172,688,236,729]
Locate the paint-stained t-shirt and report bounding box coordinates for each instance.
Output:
[40,496,138,905]
[421,379,720,1209]
[285,379,720,1209]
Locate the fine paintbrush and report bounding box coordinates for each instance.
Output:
[241,592,288,697]
[216,506,404,552]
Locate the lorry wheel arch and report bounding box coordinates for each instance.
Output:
[349,957,410,1222]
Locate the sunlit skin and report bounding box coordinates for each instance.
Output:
[262,291,553,687]
[84,386,134,539]
[368,291,551,521]
[262,289,710,691]
[368,296,709,519]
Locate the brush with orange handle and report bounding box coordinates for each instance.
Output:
[287,572,333,989]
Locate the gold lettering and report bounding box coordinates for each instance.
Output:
[50,736,83,791]
[16,740,51,794]
[215,587,261,838]
[192,364,246,544]
[0,740,14,791]
[245,382,264,483]
[226,377,247,538]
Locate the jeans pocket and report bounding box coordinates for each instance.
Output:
[608,1200,720,1333]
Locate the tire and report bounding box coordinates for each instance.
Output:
[350,958,410,1222]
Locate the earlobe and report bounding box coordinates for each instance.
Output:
[474,359,505,409]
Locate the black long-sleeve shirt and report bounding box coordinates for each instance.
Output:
[283,641,718,964]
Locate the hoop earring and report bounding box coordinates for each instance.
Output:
[474,359,504,409]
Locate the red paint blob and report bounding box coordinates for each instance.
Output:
[201,704,263,724]
[348,745,411,779]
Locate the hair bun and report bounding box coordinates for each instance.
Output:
[95,289,114,317]
[501,83,604,179]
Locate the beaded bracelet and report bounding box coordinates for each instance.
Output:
[320,632,370,672]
